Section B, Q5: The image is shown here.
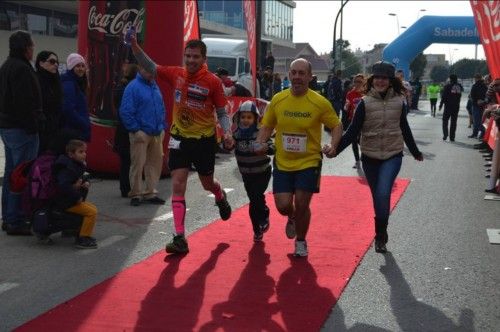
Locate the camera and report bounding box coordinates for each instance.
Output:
[82,172,91,183]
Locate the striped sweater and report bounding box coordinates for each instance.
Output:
[233,128,275,174]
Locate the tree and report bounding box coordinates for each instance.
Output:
[410,53,427,80]
[449,59,488,79]
[430,65,449,83]
[331,39,362,78]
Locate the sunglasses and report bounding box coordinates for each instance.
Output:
[46,59,58,65]
[373,75,389,80]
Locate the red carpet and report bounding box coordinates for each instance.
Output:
[17,176,410,332]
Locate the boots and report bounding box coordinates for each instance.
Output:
[374,218,388,253]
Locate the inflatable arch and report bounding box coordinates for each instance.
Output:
[382,16,481,78]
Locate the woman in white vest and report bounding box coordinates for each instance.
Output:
[335,61,423,253]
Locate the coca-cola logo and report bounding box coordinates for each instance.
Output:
[184,0,197,42]
[88,5,145,36]
[472,0,500,44]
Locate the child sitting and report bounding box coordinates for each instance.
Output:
[53,139,98,249]
[227,101,274,241]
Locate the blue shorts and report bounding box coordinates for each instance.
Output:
[272,163,322,194]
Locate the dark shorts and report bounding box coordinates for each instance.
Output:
[168,135,216,176]
[272,161,322,194]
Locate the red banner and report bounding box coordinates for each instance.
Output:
[243,0,257,95]
[183,0,200,48]
[470,1,500,78]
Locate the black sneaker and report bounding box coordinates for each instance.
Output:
[130,197,141,206]
[144,196,166,205]
[166,235,189,254]
[253,231,263,242]
[76,236,97,249]
[260,221,270,234]
[215,191,231,221]
[374,240,387,253]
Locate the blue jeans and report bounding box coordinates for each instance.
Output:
[0,128,39,226]
[471,105,484,138]
[362,154,402,221]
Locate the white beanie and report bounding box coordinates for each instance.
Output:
[66,53,86,70]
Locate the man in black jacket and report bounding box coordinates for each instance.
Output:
[439,74,463,141]
[0,30,43,235]
[469,73,488,139]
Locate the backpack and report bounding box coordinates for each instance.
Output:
[22,152,58,217]
[10,159,35,193]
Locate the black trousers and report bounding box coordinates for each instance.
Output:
[118,150,131,196]
[241,168,271,234]
[442,107,459,140]
[430,98,437,116]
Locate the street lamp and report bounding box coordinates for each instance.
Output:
[388,13,400,35]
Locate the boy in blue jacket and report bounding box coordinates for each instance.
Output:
[119,66,166,206]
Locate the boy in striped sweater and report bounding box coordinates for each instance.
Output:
[228,101,275,241]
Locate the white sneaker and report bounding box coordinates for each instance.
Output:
[294,240,308,257]
[285,218,296,239]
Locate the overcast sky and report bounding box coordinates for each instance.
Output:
[293,0,485,63]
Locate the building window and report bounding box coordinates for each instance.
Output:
[0,2,77,38]
[0,1,20,31]
[52,11,77,38]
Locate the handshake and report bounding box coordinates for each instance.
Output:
[322,144,337,158]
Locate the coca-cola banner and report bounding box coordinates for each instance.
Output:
[78,0,184,174]
[243,0,257,95]
[470,0,500,78]
[183,0,200,48]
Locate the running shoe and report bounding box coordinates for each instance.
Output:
[165,234,189,254]
[75,236,98,249]
[254,231,263,242]
[374,239,387,253]
[285,217,296,239]
[294,240,308,257]
[215,190,232,220]
[260,221,270,233]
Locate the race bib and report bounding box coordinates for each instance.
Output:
[168,136,181,149]
[282,133,307,153]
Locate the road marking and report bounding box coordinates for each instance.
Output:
[152,209,190,222]
[79,235,127,255]
[484,195,500,201]
[208,188,234,198]
[0,282,19,294]
[486,229,500,244]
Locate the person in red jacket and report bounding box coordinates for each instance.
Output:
[344,74,365,168]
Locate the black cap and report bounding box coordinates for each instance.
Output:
[372,61,395,78]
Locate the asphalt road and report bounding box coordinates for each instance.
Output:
[0,97,499,331]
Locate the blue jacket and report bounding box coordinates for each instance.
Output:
[61,71,91,141]
[53,154,86,210]
[119,73,166,136]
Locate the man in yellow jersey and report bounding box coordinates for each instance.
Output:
[255,58,342,257]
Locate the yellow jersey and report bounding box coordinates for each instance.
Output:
[262,89,340,171]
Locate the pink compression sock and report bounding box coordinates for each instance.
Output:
[172,196,186,235]
[211,183,224,201]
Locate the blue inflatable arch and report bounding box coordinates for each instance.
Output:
[382,16,480,79]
